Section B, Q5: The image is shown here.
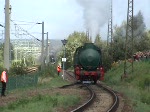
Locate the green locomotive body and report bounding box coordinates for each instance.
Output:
[74,43,104,84]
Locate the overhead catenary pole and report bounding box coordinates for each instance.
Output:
[41,21,44,69]
[46,32,49,65]
[123,0,134,77]
[4,0,11,70]
[36,22,45,69]
[47,40,50,64]
[107,0,113,47]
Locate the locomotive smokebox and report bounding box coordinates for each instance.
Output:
[79,43,101,70]
[73,43,104,84]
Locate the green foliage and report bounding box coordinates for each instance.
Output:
[138,76,150,90]
[0,92,80,112]
[94,34,103,48]
[102,51,112,70]
[39,64,57,78]
[104,61,150,111]
[132,100,150,112]
[25,55,35,66]
[133,11,146,37]
[112,37,125,61]
[111,11,150,62]
[7,73,38,91]
[60,31,87,69]
[140,91,150,104]
[48,77,69,87]
[137,31,150,51]
[9,61,27,76]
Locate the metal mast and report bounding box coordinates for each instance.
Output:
[124,0,134,77]
[107,0,113,47]
[4,0,11,70]
[46,32,49,65]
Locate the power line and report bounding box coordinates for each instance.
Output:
[11,20,36,24]
[11,20,42,42]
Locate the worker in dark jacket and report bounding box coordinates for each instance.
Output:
[57,65,61,76]
[1,68,8,97]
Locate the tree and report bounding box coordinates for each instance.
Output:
[133,11,146,37]
[112,37,125,61]
[59,31,87,69]
[109,22,126,61]
[94,34,103,48]
[137,31,150,51]
[133,11,147,51]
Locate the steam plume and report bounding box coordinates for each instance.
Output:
[76,0,109,41]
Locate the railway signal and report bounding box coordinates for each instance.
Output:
[61,39,68,79]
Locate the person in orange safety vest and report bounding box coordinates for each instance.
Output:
[1,68,8,97]
[57,65,61,76]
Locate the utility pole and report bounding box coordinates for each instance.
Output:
[4,0,11,70]
[36,22,44,69]
[47,40,50,64]
[123,0,134,77]
[41,22,44,69]
[46,32,49,65]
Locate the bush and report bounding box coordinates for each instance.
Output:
[140,92,150,104]
[39,64,57,78]
[138,76,150,90]
[9,61,27,76]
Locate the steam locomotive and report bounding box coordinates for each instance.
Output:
[73,43,104,84]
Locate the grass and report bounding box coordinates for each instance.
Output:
[0,65,81,112]
[104,61,150,112]
[0,94,80,112]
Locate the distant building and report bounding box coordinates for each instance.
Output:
[11,39,42,64]
[0,38,62,65]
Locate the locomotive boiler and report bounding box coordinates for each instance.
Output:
[73,43,104,84]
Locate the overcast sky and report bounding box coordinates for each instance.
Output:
[0,0,150,41]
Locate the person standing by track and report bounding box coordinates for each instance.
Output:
[1,68,8,97]
[57,65,61,76]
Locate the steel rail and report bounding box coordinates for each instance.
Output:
[64,71,119,112]
[71,84,95,112]
[59,78,95,112]
[97,83,119,112]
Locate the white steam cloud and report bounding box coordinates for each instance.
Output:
[76,0,109,41]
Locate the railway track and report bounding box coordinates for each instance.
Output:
[70,83,119,112]
[85,83,119,112]
[97,82,119,112]
[64,71,119,112]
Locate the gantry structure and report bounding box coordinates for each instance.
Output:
[124,0,134,76]
[107,0,113,47]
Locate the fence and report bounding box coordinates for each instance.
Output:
[0,73,39,92]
